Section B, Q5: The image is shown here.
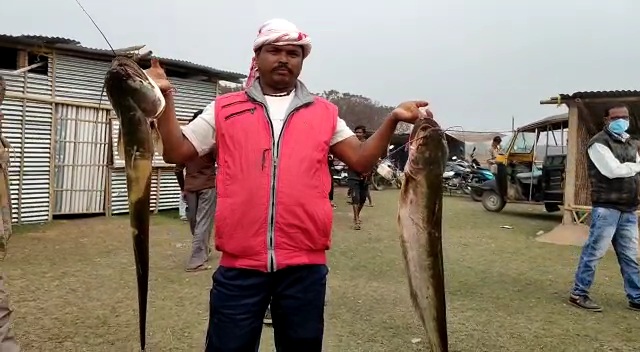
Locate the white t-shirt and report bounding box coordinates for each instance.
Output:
[182,91,355,156]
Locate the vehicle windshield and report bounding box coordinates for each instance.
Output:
[509,131,537,154]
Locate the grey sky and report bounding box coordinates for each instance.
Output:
[3,0,639,131]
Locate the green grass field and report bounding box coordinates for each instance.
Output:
[2,189,639,351]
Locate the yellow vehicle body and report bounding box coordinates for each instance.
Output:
[477,113,569,213]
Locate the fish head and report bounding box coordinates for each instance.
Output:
[406,117,449,174]
[104,56,166,120]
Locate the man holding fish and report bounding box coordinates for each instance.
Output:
[148,18,428,351]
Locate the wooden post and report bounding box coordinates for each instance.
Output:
[16,51,27,69]
[154,168,160,214]
[48,52,57,220]
[105,166,112,217]
[563,104,579,224]
[18,65,27,225]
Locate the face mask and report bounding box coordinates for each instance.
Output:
[609,119,629,134]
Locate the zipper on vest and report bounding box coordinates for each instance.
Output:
[253,100,278,272]
[224,107,255,121]
[256,99,310,272]
[220,100,245,109]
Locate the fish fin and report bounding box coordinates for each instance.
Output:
[116,128,125,162]
[151,123,163,156]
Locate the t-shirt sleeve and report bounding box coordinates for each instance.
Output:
[330,117,355,146]
[182,101,216,156]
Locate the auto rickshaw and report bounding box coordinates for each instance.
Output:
[470,113,568,213]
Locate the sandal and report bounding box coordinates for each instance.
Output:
[185,264,212,272]
[353,223,361,230]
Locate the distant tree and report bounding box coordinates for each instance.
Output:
[318,90,406,132]
[318,90,411,134]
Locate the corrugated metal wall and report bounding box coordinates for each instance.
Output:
[157,169,180,210]
[109,78,217,215]
[55,55,110,106]
[0,60,53,224]
[110,168,159,215]
[53,104,110,214]
[172,77,216,121]
[53,54,218,216]
[0,53,220,222]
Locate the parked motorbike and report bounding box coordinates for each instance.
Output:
[442,148,495,197]
[372,159,404,191]
[331,159,349,186]
[443,157,471,195]
[466,147,495,201]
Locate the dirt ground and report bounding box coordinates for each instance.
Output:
[2,190,640,351]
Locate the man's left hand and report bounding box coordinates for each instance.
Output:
[391,101,430,124]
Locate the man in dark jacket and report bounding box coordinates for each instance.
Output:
[175,109,217,272]
[569,104,640,312]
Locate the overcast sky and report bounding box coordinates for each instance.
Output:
[3,0,640,131]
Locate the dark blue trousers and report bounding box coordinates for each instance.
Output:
[205,264,328,352]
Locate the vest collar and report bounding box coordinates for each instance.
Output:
[245,79,315,116]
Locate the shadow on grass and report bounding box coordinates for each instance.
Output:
[500,209,562,223]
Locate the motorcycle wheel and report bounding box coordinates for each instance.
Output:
[470,189,483,202]
[371,174,386,191]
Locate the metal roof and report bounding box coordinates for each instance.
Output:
[517,113,568,133]
[558,90,640,100]
[0,34,246,83]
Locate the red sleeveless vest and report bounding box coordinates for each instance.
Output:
[214,83,338,272]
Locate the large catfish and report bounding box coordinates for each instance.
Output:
[104,56,164,352]
[397,116,449,352]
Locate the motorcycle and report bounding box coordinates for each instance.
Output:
[466,147,495,201]
[331,158,349,186]
[372,159,404,191]
[442,158,472,195]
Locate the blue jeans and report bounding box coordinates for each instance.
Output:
[571,207,640,303]
[205,264,328,352]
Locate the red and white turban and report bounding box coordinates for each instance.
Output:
[244,19,312,88]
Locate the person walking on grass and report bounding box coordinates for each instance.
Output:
[328,154,337,209]
[569,104,640,313]
[348,125,373,229]
[148,18,428,351]
[175,109,218,272]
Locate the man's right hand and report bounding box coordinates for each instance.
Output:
[145,59,172,93]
